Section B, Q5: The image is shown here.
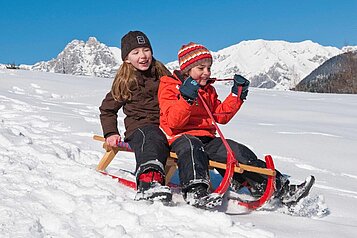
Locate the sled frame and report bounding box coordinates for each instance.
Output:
[93,135,276,209]
[93,135,275,177]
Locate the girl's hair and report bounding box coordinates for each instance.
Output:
[111,60,170,101]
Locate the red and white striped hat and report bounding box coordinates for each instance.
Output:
[178,42,213,73]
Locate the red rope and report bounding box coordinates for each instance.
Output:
[197,85,242,195]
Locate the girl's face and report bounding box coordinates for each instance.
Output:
[188,61,212,86]
[125,47,153,71]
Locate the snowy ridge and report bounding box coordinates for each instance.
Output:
[342,45,357,53]
[295,51,357,93]
[28,38,356,90]
[32,37,122,78]
[1,69,357,237]
[167,40,343,90]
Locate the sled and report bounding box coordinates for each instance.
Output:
[93,134,276,210]
[94,86,276,210]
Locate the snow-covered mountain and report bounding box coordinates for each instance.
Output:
[30,37,356,90]
[168,40,343,90]
[215,40,342,90]
[295,51,357,93]
[32,37,122,78]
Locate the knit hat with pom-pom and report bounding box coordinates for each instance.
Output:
[178,42,212,73]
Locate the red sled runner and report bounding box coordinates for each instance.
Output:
[94,92,277,210]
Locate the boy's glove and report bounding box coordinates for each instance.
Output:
[179,77,200,103]
[232,74,250,100]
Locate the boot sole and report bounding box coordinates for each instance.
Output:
[283,176,315,206]
[195,193,223,210]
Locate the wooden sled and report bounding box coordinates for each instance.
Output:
[93,134,276,209]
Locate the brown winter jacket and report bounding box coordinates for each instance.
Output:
[99,65,165,139]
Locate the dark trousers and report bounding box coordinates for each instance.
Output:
[126,125,170,183]
[171,135,211,191]
[171,135,285,193]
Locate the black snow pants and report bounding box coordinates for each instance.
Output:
[171,135,286,194]
[125,125,170,184]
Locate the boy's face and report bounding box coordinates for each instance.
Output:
[125,47,153,71]
[188,62,212,86]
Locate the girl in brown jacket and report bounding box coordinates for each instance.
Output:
[99,31,172,202]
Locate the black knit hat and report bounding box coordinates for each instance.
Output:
[121,31,153,60]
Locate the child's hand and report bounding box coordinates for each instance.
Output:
[106,134,122,147]
[179,77,200,103]
[232,74,250,100]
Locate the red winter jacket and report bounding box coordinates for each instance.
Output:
[158,71,244,144]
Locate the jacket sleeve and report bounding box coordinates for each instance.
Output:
[99,91,124,138]
[158,80,193,129]
[210,88,244,124]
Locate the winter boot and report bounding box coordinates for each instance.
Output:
[230,180,244,193]
[183,184,222,209]
[231,179,266,198]
[135,170,172,203]
[280,175,315,206]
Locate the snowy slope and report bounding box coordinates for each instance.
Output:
[1,69,357,237]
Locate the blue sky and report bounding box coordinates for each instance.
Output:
[1,0,356,65]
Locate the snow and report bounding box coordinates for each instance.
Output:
[109,47,122,64]
[1,69,357,237]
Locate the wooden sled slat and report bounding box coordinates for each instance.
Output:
[97,147,119,171]
[93,135,276,179]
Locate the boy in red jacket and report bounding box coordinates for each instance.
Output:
[158,42,314,209]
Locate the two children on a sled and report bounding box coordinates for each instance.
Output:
[99,31,314,209]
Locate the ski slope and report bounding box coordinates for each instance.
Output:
[1,69,356,237]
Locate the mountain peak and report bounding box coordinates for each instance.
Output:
[87,37,98,43]
[32,37,120,77]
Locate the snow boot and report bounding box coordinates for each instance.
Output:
[135,170,172,203]
[230,179,267,198]
[280,175,315,206]
[183,184,222,209]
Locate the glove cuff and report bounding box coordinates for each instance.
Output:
[181,94,195,105]
[231,84,238,95]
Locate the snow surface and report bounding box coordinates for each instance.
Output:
[1,69,357,237]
